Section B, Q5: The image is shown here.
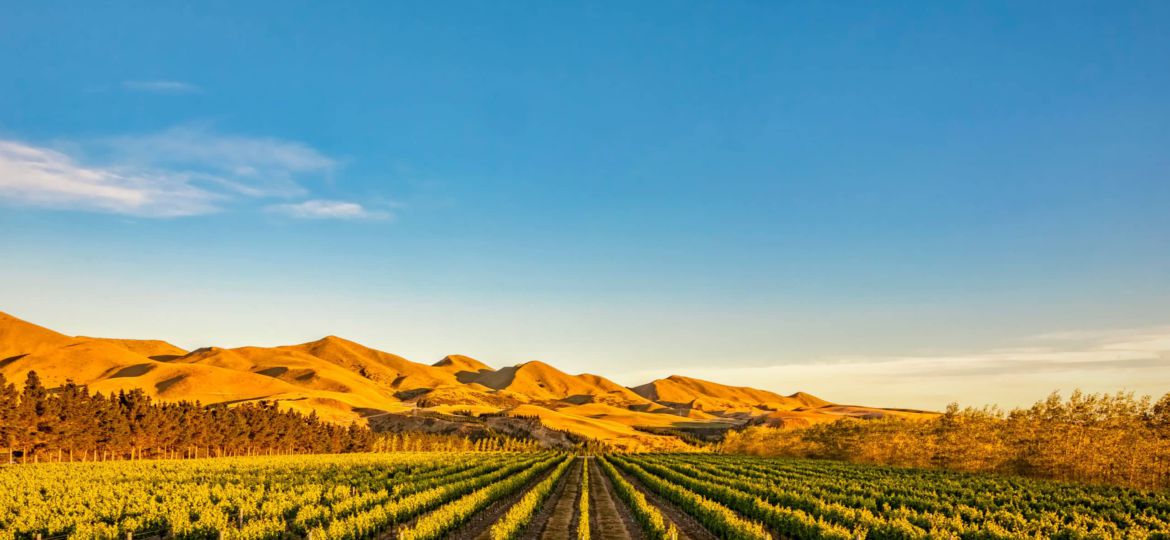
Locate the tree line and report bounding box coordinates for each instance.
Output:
[719,390,1170,489]
[372,431,541,453]
[0,371,541,464]
[0,371,375,463]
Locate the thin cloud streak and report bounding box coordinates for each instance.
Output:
[267,199,392,220]
[122,80,202,93]
[0,127,345,217]
[0,140,218,216]
[97,125,336,198]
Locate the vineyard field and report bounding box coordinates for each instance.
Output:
[3,452,1169,540]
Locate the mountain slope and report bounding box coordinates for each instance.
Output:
[78,337,187,360]
[0,309,934,448]
[433,354,494,383]
[470,361,653,406]
[504,404,689,451]
[0,313,411,423]
[177,344,405,400]
[632,374,830,411]
[291,336,458,390]
[0,339,301,401]
[0,311,75,360]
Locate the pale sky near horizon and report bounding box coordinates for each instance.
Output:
[2,2,1168,410]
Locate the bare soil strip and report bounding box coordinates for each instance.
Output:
[587,458,604,540]
[609,461,716,540]
[427,462,559,540]
[528,456,582,540]
[626,459,793,540]
[588,457,644,540]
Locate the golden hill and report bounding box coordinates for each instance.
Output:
[505,404,690,451]
[0,311,75,359]
[1,338,303,402]
[291,336,460,390]
[174,344,406,410]
[432,354,495,383]
[78,337,188,360]
[632,374,830,412]
[0,310,934,449]
[469,360,653,407]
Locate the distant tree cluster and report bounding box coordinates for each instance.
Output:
[720,390,1170,489]
[372,431,540,452]
[0,371,556,464]
[0,371,375,463]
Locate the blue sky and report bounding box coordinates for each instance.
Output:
[2,2,1168,409]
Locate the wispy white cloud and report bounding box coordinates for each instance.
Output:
[96,125,335,198]
[267,199,391,220]
[0,126,344,217]
[619,326,1170,410]
[122,80,201,94]
[0,140,218,216]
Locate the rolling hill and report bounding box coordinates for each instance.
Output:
[0,310,933,449]
[632,374,830,412]
[468,360,655,407]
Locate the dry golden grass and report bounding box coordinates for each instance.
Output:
[78,337,187,359]
[0,311,75,359]
[0,312,406,422]
[556,402,730,430]
[0,309,932,447]
[470,360,654,406]
[632,374,829,411]
[506,404,691,451]
[432,354,494,376]
[291,335,460,390]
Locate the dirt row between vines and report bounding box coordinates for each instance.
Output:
[435,461,562,540]
[608,458,717,540]
[588,457,645,540]
[614,457,797,540]
[395,456,745,540]
[526,457,581,540]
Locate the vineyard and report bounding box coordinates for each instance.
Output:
[3,452,1169,540]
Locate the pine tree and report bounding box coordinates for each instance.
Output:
[0,374,22,464]
[19,371,51,461]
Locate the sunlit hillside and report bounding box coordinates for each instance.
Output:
[0,310,929,449]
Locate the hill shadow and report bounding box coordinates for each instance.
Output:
[257,366,290,378]
[0,354,27,369]
[110,364,155,378]
[154,375,184,393]
[455,368,494,384]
